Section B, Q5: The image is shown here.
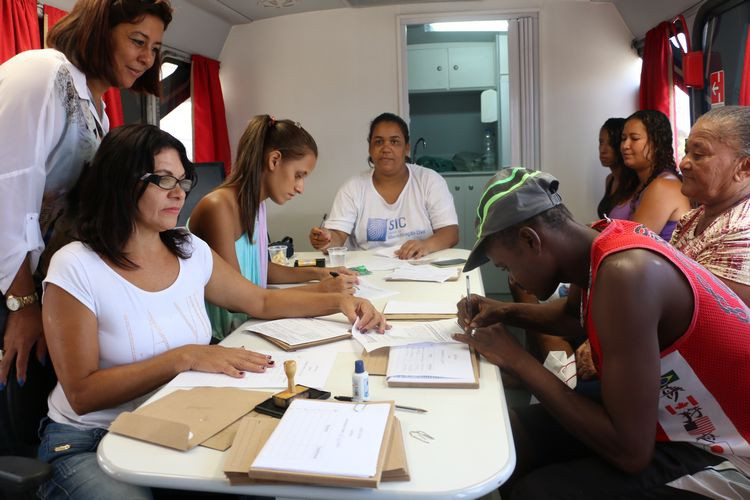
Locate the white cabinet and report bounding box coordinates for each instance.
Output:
[407,47,449,91]
[408,43,497,92]
[445,173,509,296]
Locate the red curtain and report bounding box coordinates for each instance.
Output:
[43,5,124,127]
[43,4,66,30]
[0,0,40,65]
[639,21,673,117]
[192,54,231,175]
[740,27,750,106]
[103,89,124,128]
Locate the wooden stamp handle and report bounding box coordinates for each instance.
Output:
[284,360,297,392]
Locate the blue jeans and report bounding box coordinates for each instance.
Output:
[37,419,153,500]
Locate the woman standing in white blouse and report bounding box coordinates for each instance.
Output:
[0,0,172,454]
[309,112,459,259]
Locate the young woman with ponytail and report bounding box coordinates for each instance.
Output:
[190,115,359,340]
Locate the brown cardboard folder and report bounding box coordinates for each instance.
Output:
[109,387,269,451]
[362,347,480,388]
[249,330,352,352]
[224,401,408,488]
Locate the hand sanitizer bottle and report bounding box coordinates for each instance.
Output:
[352,360,369,402]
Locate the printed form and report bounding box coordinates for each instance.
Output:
[245,318,350,347]
[352,318,462,352]
[251,400,391,477]
[166,351,335,389]
[387,343,475,383]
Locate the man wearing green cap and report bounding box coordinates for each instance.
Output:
[455,167,750,497]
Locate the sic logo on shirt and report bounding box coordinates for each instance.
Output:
[366,217,407,241]
[367,218,387,241]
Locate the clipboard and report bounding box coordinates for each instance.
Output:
[224,412,409,486]
[362,347,480,389]
[226,400,398,488]
[250,330,352,351]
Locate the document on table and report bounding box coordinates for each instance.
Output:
[372,245,433,263]
[386,343,475,384]
[166,351,335,389]
[251,400,391,477]
[386,263,459,283]
[352,318,462,352]
[245,318,350,347]
[383,300,457,315]
[354,277,399,301]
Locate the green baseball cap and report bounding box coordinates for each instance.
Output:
[463,167,562,272]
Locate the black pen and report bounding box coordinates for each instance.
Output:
[329,271,339,278]
[334,396,427,413]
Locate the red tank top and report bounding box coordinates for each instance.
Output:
[582,219,750,457]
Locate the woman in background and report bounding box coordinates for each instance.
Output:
[0,0,172,454]
[596,117,638,219]
[189,115,359,340]
[39,125,386,499]
[612,109,691,239]
[309,112,459,259]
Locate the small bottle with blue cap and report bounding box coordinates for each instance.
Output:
[352,360,369,402]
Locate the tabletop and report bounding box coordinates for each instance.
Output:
[97,248,515,499]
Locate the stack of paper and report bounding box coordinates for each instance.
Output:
[386,343,476,384]
[386,263,459,283]
[167,351,335,389]
[245,317,351,350]
[352,318,462,352]
[251,400,391,478]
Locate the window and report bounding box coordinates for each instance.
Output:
[157,54,193,160]
[692,0,750,115]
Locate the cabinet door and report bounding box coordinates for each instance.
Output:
[448,45,496,89]
[445,176,469,249]
[407,47,449,91]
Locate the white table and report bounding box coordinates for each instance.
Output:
[97,249,516,499]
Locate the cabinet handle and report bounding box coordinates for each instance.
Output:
[468,185,474,190]
[453,64,459,70]
[454,186,460,191]
[437,65,443,71]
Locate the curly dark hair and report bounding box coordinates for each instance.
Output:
[624,110,680,205]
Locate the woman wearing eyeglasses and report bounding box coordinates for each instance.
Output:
[0,0,173,455]
[37,124,387,499]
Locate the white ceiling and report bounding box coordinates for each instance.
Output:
[184,0,471,24]
[599,0,704,39]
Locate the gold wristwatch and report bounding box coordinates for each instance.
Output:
[5,292,39,312]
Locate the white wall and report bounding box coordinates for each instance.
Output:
[219,0,641,248]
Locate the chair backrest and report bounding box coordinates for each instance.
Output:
[178,162,226,227]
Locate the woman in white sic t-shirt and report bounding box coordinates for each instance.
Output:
[39,125,387,499]
[309,112,459,259]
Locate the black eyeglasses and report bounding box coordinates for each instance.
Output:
[140,173,194,193]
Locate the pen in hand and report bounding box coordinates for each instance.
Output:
[318,213,328,230]
[465,275,476,337]
[334,396,427,413]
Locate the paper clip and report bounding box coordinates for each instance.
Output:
[353,403,366,413]
[409,430,434,444]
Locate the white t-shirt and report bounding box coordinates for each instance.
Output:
[0,49,108,293]
[324,164,458,250]
[43,235,214,429]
